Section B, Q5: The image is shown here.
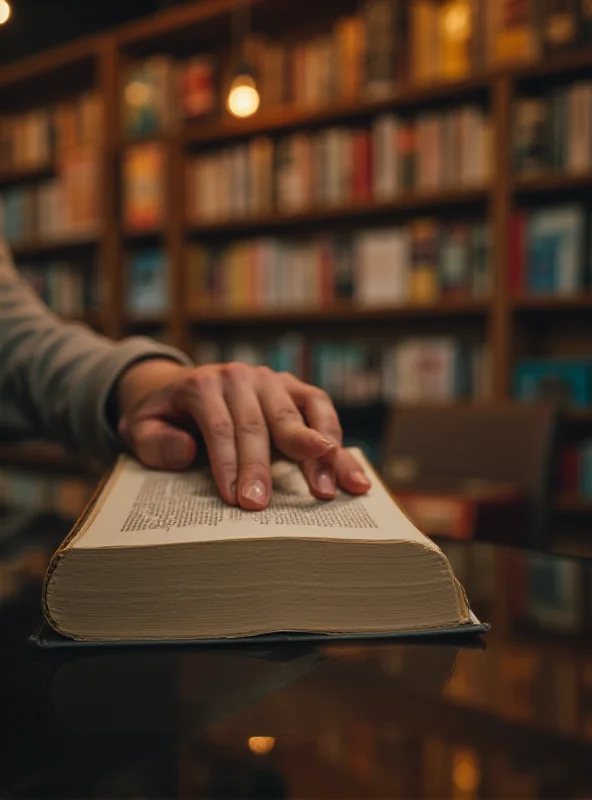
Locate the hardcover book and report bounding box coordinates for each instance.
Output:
[41,448,486,644]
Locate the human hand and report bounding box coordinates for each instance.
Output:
[116,360,371,510]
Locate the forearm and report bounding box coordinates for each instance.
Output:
[0,242,191,462]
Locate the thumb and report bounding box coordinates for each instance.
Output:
[121,417,197,470]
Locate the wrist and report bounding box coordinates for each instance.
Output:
[117,358,187,421]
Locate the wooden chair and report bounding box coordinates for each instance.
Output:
[381,403,560,549]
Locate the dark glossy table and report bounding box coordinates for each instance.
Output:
[2,513,592,799]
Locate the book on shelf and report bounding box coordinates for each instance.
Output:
[186,105,491,222]
[0,146,100,244]
[185,222,490,313]
[513,80,592,176]
[180,55,219,120]
[39,447,485,643]
[18,259,99,318]
[559,439,592,499]
[508,205,586,295]
[486,0,540,66]
[127,248,169,316]
[540,0,580,52]
[0,92,102,173]
[193,336,489,407]
[121,56,178,139]
[514,358,592,407]
[122,143,167,231]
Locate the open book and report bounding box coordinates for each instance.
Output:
[42,448,485,643]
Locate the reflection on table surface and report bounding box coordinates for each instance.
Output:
[2,515,592,799]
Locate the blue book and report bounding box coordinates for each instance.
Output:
[527,206,584,294]
[127,249,168,315]
[514,360,592,407]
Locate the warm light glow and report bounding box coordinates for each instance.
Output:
[248,736,276,755]
[444,3,470,38]
[0,0,11,25]
[227,74,260,118]
[125,80,152,108]
[452,749,480,794]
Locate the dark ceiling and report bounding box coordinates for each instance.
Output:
[0,0,189,65]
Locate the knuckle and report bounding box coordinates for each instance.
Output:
[243,458,269,473]
[185,369,215,395]
[236,416,267,436]
[255,364,274,380]
[313,386,331,403]
[207,418,234,440]
[223,361,252,382]
[273,406,300,428]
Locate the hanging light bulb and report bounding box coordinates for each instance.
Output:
[0,0,11,25]
[226,5,260,119]
[227,68,260,118]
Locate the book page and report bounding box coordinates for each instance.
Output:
[72,448,438,551]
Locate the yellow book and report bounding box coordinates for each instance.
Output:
[411,0,439,84]
[438,0,474,80]
[488,0,540,66]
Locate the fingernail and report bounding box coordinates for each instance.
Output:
[166,438,190,466]
[242,480,267,505]
[350,470,371,488]
[316,470,336,497]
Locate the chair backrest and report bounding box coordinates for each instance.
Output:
[381,402,560,549]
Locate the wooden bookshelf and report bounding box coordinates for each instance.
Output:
[0,162,55,188]
[10,233,100,259]
[0,443,98,474]
[512,173,592,196]
[186,73,492,146]
[555,494,592,514]
[1,0,592,549]
[187,187,490,235]
[511,294,592,312]
[188,299,490,326]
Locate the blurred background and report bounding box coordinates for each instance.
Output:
[2,0,592,598]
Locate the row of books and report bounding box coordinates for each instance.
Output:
[514,359,592,407]
[18,261,100,318]
[560,441,592,500]
[0,469,94,521]
[514,81,592,176]
[193,336,491,405]
[121,1,592,140]
[0,147,100,243]
[186,107,491,222]
[0,92,102,173]
[508,205,590,295]
[186,222,490,312]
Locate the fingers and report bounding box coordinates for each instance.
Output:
[120,417,196,470]
[256,367,335,460]
[173,370,238,505]
[223,366,271,510]
[282,373,371,496]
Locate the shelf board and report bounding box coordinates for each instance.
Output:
[0,161,54,187]
[126,313,168,326]
[189,299,490,326]
[564,409,592,424]
[10,232,100,258]
[555,493,592,513]
[513,173,592,196]
[185,74,491,146]
[0,442,98,474]
[511,294,592,311]
[513,46,592,82]
[122,227,165,241]
[187,187,490,235]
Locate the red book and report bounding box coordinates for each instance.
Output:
[508,211,526,296]
[353,130,372,201]
[560,445,580,494]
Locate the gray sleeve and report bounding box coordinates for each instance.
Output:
[0,241,192,464]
